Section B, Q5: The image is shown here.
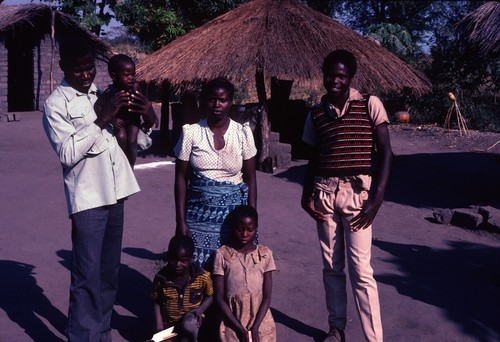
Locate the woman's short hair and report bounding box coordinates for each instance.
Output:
[322,49,357,77]
[202,77,235,101]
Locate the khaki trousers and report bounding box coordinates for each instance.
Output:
[313,176,383,342]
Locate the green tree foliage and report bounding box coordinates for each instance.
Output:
[176,0,247,27]
[41,0,114,36]
[367,23,415,62]
[329,1,484,56]
[42,0,246,49]
[413,36,499,131]
[112,0,186,52]
[112,0,246,51]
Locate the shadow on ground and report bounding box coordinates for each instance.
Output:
[275,152,500,209]
[0,260,66,341]
[386,152,500,209]
[271,307,327,341]
[56,249,156,341]
[374,239,500,341]
[123,247,165,261]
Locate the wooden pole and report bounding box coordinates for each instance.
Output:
[255,63,273,173]
[159,81,170,155]
[255,67,267,103]
[49,7,55,93]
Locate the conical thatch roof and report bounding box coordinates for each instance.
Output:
[137,0,431,103]
[457,1,500,57]
[0,3,110,57]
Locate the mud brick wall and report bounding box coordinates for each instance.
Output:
[0,35,110,113]
[0,39,7,113]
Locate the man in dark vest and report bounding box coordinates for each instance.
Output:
[301,49,392,342]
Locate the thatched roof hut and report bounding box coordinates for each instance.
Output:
[0,4,111,113]
[0,3,110,56]
[137,0,431,103]
[457,1,500,57]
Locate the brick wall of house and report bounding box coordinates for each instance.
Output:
[0,39,8,113]
[0,35,110,114]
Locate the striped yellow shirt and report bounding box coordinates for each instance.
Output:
[151,265,213,326]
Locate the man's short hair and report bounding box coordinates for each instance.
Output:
[322,49,357,77]
[168,235,195,257]
[58,35,95,65]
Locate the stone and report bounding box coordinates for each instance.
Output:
[269,131,280,142]
[433,208,453,224]
[450,208,484,229]
[477,206,500,233]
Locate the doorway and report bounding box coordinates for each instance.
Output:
[7,38,34,112]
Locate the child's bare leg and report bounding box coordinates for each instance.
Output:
[126,124,139,167]
[115,126,127,151]
[180,313,199,342]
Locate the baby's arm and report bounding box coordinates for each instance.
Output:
[153,302,164,332]
[142,106,159,130]
[249,271,273,342]
[214,275,250,342]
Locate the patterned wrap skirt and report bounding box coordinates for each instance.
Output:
[186,173,248,268]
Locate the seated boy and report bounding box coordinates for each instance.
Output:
[151,236,213,342]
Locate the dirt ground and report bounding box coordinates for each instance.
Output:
[1,112,499,342]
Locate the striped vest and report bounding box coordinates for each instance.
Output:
[311,95,374,176]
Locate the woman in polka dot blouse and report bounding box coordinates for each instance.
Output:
[174,77,257,270]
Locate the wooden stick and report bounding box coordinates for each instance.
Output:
[455,103,468,136]
[485,139,500,151]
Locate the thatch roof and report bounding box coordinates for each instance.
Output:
[457,1,500,57]
[137,0,431,103]
[0,3,110,57]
